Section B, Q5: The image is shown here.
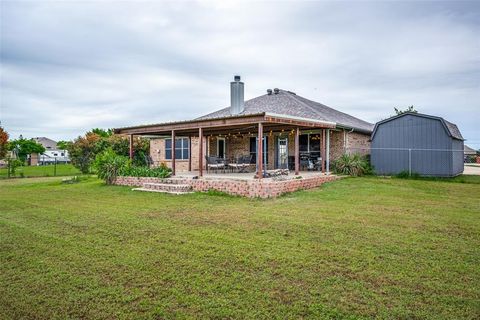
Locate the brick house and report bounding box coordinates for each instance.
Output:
[114,76,373,178]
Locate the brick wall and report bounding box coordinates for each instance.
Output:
[114,174,339,198]
[148,130,371,173]
[346,132,371,155]
[150,137,205,172]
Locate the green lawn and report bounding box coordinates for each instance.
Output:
[0,164,81,179]
[1,176,479,319]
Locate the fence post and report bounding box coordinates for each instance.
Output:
[408,148,412,176]
[7,159,10,179]
[54,158,57,176]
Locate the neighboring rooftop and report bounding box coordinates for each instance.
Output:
[465,145,477,155]
[196,89,374,133]
[33,137,58,149]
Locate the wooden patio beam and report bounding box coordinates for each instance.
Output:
[198,127,203,177]
[321,129,326,173]
[257,123,263,179]
[171,130,176,176]
[295,127,300,175]
[129,134,134,160]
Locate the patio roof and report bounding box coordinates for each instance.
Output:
[114,112,336,136]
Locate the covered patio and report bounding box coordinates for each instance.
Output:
[114,112,336,179]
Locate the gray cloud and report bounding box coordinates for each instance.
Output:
[1,1,479,148]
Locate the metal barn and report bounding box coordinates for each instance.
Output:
[371,113,464,177]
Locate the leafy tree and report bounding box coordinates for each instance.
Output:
[67,129,149,173]
[67,132,104,173]
[0,125,8,159]
[57,140,70,150]
[8,138,45,162]
[108,134,149,166]
[394,105,418,115]
[89,128,113,138]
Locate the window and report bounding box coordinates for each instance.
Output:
[165,138,189,160]
[299,134,321,155]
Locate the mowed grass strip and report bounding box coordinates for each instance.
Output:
[0,176,479,319]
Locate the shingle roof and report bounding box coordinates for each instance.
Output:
[196,89,374,133]
[371,112,464,140]
[33,137,58,149]
[464,145,476,154]
[443,120,464,141]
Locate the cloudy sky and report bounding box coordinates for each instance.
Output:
[1,1,479,148]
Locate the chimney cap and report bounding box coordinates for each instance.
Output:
[267,89,272,95]
[234,75,241,81]
[273,88,280,94]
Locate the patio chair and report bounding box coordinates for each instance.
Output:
[206,156,225,173]
[228,155,252,173]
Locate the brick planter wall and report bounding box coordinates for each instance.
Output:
[114,175,339,198]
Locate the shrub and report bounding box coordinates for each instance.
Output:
[93,149,130,184]
[333,154,372,177]
[119,163,172,178]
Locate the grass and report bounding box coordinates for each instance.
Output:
[1,176,479,319]
[0,164,81,179]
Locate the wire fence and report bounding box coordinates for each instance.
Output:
[0,157,79,179]
[345,147,475,177]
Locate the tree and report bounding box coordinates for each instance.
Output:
[57,140,70,150]
[108,134,149,166]
[67,129,150,173]
[0,125,8,159]
[67,132,104,173]
[394,105,418,115]
[89,128,113,138]
[8,138,45,162]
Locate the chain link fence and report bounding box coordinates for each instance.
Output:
[0,157,79,179]
[344,147,472,177]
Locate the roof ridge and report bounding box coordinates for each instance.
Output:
[281,91,330,122]
[295,94,374,126]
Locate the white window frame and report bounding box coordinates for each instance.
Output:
[165,137,189,160]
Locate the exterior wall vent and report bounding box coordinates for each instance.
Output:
[230,75,244,115]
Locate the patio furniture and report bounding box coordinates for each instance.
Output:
[229,155,253,173]
[206,156,226,173]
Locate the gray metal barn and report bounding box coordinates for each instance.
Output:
[371,113,464,177]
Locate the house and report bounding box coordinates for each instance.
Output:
[371,113,464,177]
[114,76,373,179]
[464,145,478,163]
[31,137,70,165]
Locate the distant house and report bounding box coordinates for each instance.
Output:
[371,113,464,177]
[464,145,478,163]
[31,137,70,165]
[114,76,373,177]
[464,145,477,156]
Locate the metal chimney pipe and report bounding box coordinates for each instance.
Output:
[230,75,244,114]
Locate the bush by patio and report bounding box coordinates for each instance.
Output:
[333,153,372,176]
[119,163,171,178]
[94,149,172,184]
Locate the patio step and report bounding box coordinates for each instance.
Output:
[135,182,193,194]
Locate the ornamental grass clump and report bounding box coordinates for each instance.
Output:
[333,154,372,177]
[93,149,130,184]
